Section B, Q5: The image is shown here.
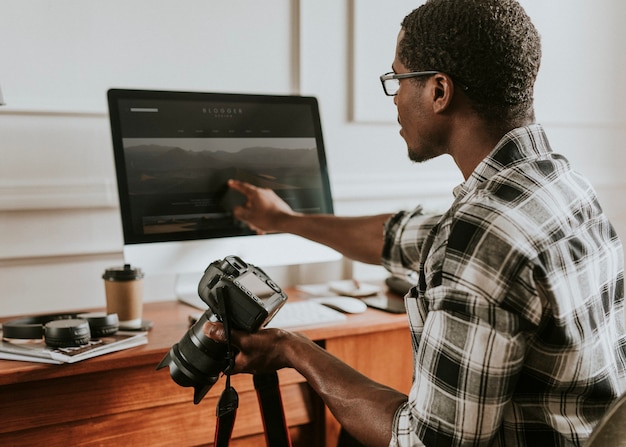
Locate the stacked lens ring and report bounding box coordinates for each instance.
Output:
[2,312,119,348]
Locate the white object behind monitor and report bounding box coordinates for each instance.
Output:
[124,233,341,307]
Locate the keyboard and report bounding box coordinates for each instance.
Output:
[266,301,347,328]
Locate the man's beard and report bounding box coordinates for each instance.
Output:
[407,145,440,163]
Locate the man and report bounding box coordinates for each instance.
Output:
[204,0,626,445]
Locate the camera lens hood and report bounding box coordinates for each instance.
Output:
[156,311,227,404]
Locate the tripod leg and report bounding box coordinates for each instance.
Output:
[254,372,292,447]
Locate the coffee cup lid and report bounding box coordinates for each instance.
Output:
[102,264,144,281]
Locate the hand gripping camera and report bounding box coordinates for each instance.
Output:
[156,256,287,404]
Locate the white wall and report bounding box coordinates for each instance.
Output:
[1,0,625,316]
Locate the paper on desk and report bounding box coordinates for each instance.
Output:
[0,331,148,364]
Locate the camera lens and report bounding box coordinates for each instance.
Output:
[157,311,230,404]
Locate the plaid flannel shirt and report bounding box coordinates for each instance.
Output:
[383,125,626,446]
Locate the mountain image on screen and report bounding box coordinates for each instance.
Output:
[121,142,328,236]
[124,144,322,194]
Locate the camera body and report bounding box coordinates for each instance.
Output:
[198,256,287,332]
[157,256,288,404]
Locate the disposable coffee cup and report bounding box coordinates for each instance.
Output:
[102,264,144,329]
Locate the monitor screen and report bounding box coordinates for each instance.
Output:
[107,89,341,301]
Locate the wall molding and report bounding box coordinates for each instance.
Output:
[2,172,624,214]
[0,107,107,118]
[0,178,118,211]
[0,173,457,213]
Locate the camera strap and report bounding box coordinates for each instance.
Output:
[214,287,239,447]
[214,377,238,447]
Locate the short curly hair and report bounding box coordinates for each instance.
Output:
[400,0,541,125]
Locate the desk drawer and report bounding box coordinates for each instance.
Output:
[0,364,321,446]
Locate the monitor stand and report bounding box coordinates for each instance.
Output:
[174,271,207,309]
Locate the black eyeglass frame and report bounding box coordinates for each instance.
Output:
[379,71,469,96]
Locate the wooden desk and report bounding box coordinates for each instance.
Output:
[0,289,412,446]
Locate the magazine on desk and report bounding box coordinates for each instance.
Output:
[0,330,148,364]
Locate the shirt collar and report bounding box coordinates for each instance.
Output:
[453,124,552,198]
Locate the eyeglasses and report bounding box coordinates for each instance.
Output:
[379,71,439,96]
[379,71,469,96]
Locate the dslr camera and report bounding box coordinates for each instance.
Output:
[157,256,287,404]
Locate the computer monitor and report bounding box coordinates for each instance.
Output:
[107,89,341,303]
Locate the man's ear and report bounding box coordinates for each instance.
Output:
[431,73,455,113]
